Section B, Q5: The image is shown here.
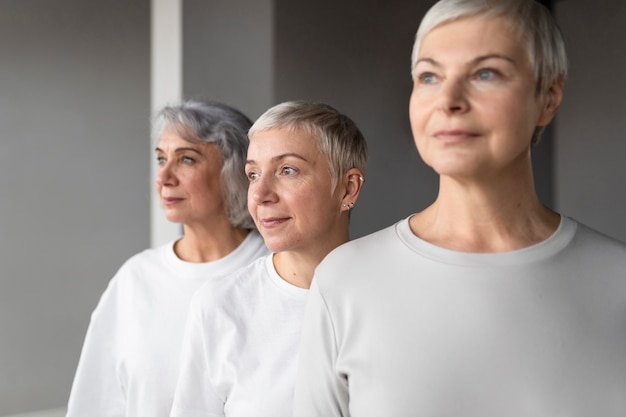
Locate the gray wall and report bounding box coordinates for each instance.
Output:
[0,0,150,414]
[274,0,439,237]
[554,0,626,240]
[0,0,624,415]
[183,0,274,120]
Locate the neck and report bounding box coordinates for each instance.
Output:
[271,252,318,289]
[410,170,560,252]
[273,225,350,289]
[175,222,250,263]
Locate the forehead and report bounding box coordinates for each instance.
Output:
[156,128,221,157]
[156,129,192,150]
[418,15,528,64]
[157,128,199,146]
[249,127,319,155]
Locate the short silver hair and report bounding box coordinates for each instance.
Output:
[249,101,368,191]
[154,100,255,229]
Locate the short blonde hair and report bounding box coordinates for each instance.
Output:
[249,101,368,190]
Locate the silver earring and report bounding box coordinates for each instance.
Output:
[359,176,364,182]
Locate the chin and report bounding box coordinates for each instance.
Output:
[263,238,294,254]
[265,243,287,253]
[163,212,185,224]
[428,157,483,178]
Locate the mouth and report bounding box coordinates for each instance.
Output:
[162,197,184,206]
[433,129,480,144]
[258,216,290,228]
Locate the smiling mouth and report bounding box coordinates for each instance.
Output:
[259,217,289,228]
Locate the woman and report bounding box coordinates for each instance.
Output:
[66,100,269,417]
[169,101,368,417]
[294,1,626,416]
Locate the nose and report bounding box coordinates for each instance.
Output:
[156,160,177,187]
[439,77,469,114]
[248,174,278,206]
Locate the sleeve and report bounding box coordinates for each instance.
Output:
[293,279,350,417]
[66,279,126,417]
[170,292,225,417]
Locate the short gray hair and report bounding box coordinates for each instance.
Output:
[153,100,254,229]
[249,101,368,191]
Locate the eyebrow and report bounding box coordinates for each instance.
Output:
[246,152,309,166]
[154,146,203,155]
[416,53,516,68]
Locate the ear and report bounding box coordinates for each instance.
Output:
[537,75,565,127]
[340,168,366,212]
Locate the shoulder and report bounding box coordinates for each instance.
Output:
[566,217,626,264]
[94,243,170,304]
[313,221,403,294]
[575,220,626,244]
[567,217,626,253]
[319,220,403,270]
[190,255,270,312]
[323,223,399,265]
[116,242,168,274]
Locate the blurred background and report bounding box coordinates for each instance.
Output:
[0,0,624,415]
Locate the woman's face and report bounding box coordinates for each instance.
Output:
[246,128,344,254]
[155,129,226,227]
[409,15,559,180]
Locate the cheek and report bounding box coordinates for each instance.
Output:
[500,101,539,140]
[408,96,430,159]
[246,195,256,218]
[290,187,324,213]
[493,90,539,128]
[409,92,430,140]
[311,188,341,215]
[408,92,421,127]
[195,172,220,192]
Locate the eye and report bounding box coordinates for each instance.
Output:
[417,71,438,85]
[182,156,195,165]
[246,171,259,181]
[156,156,166,165]
[475,68,498,81]
[280,166,297,176]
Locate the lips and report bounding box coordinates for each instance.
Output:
[162,197,184,206]
[433,129,480,143]
[258,216,290,228]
